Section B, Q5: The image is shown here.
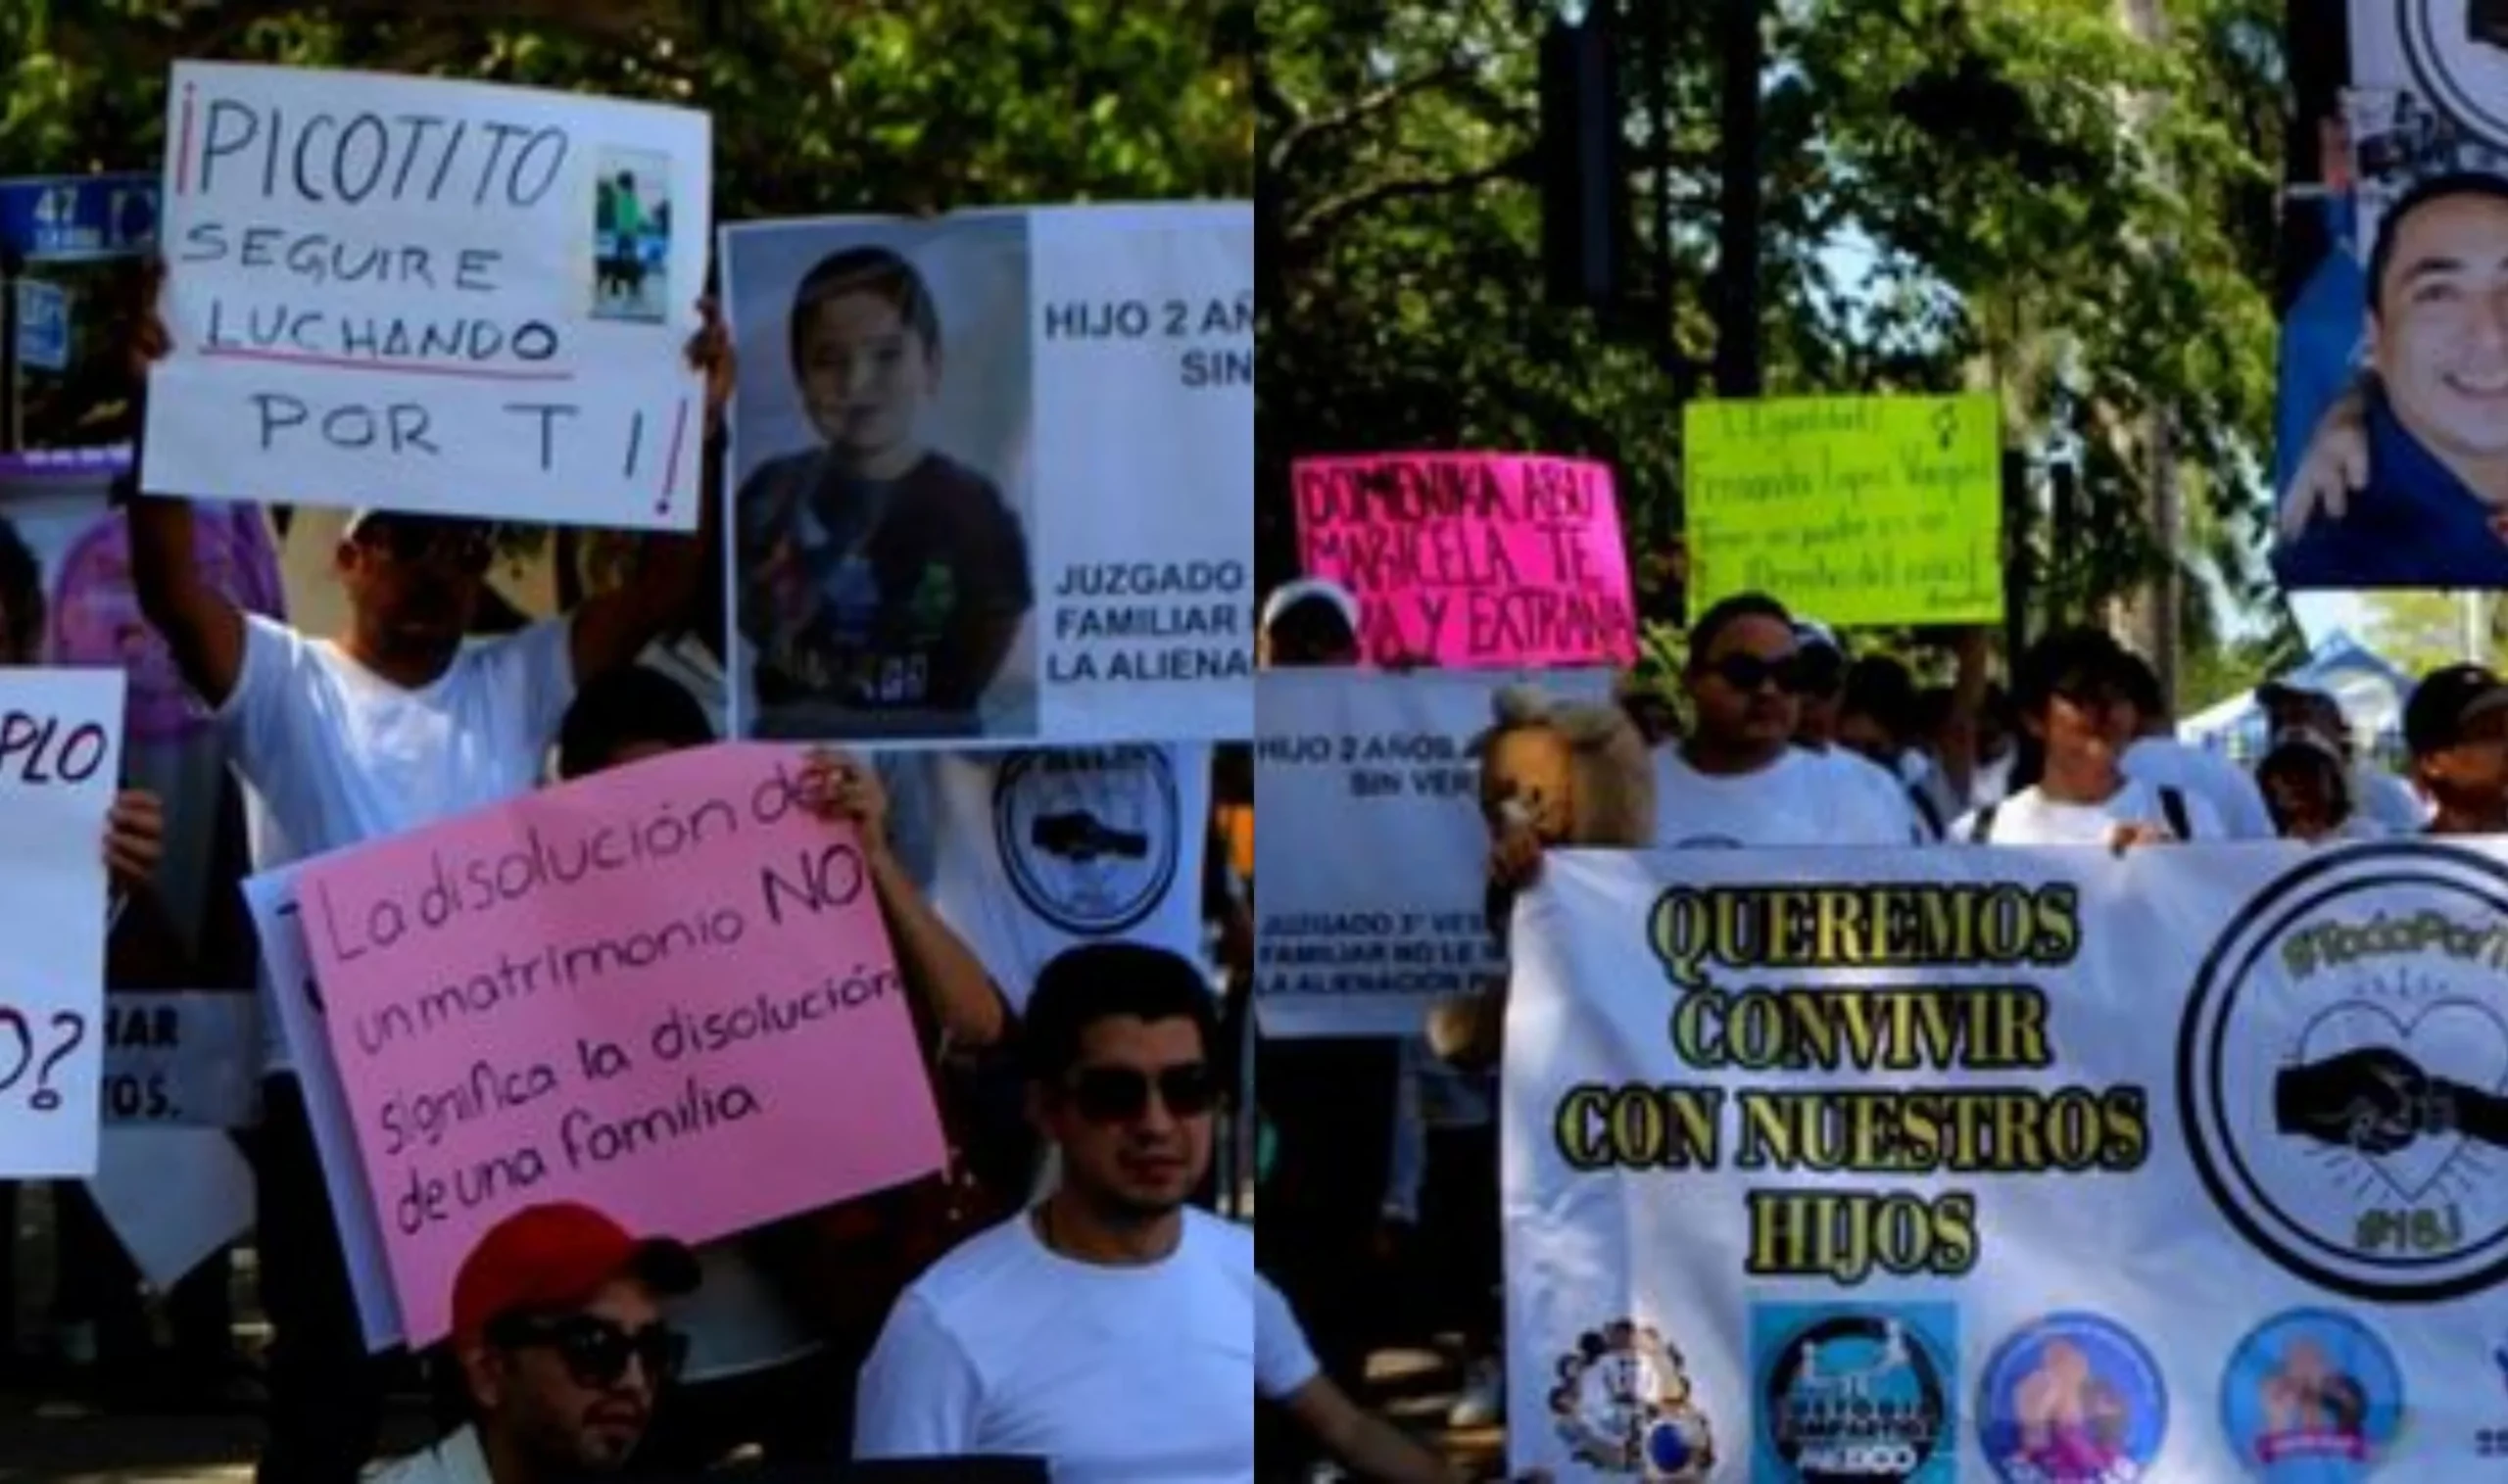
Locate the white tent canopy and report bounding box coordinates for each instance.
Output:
[2179,630,2414,766]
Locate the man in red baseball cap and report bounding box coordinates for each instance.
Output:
[369,1203,699,1484]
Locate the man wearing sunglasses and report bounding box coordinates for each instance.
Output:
[855,942,1458,1482]
[121,268,734,1484]
[372,1202,699,1484]
[1652,595,1919,849]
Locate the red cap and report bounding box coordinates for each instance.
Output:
[450,1202,699,1345]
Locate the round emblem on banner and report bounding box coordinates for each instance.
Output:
[1546,1318,1715,1481]
[1976,1313,2169,1484]
[2180,842,2508,1302]
[1752,1304,1956,1482]
[2217,1310,2404,1481]
[991,746,1180,936]
[2402,1,2508,149]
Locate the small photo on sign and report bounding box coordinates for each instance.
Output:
[724,215,1038,743]
[591,148,671,324]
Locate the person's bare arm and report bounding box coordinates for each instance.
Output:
[121,263,247,706]
[808,750,1007,1048]
[1280,1375,1461,1483]
[568,300,733,681]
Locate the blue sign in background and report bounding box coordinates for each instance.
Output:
[0,174,159,263]
[15,280,69,372]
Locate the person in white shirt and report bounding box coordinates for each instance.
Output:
[1955,628,2227,846]
[1835,654,1967,840]
[367,1202,699,1484]
[854,942,1457,1483]
[2258,681,2428,833]
[1651,596,1917,848]
[124,268,731,1484]
[2110,649,2278,840]
[2256,728,2387,841]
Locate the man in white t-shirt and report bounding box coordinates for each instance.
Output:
[1956,628,2227,846]
[124,280,730,1484]
[2259,681,2428,833]
[1652,596,1917,848]
[854,942,1457,1483]
[2110,649,2277,840]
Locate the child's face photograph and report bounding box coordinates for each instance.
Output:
[799,290,938,463]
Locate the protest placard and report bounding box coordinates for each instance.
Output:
[1292,455,1636,668]
[101,992,260,1127]
[722,202,1253,746]
[0,667,124,1176]
[142,62,713,530]
[1253,670,1609,1036]
[298,742,947,1344]
[244,862,405,1348]
[89,1127,256,1291]
[1683,394,2002,626]
[1506,841,2508,1479]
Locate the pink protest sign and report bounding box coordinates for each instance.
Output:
[1292,454,1636,668]
[298,742,945,1345]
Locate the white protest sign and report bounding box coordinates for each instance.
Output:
[1506,841,2508,1481]
[0,668,125,1176]
[244,862,406,1349]
[722,202,1252,747]
[1253,669,1611,1037]
[89,1127,256,1291]
[101,992,260,1126]
[144,63,713,530]
[928,744,1213,1011]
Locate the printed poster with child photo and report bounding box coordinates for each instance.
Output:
[719,204,1256,747]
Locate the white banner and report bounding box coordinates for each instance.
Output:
[101,991,260,1126]
[1253,669,1610,1037]
[0,668,125,1176]
[89,1127,256,1291]
[721,203,1252,747]
[244,860,406,1349]
[144,63,713,529]
[929,744,1212,1011]
[1507,841,2508,1481]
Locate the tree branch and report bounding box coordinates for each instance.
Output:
[1286,148,1536,247]
[1268,57,1477,173]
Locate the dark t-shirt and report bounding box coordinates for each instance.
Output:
[2275,392,2508,589]
[737,449,1032,719]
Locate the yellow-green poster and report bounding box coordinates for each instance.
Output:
[1683,394,2002,626]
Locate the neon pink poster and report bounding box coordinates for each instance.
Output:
[1292,454,1636,668]
[298,742,945,1345]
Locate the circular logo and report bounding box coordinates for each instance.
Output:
[2218,1309,2404,1481]
[1977,1313,2169,1483]
[2179,843,2508,1302]
[2402,1,2508,150]
[992,746,1181,936]
[1548,1318,1715,1480]
[1759,1311,1953,1481]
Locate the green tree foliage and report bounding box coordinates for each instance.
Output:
[3,0,1251,443]
[2363,592,2497,678]
[1260,0,2290,663]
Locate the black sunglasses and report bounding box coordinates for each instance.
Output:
[362,521,496,575]
[489,1314,688,1391]
[1708,652,1809,695]
[1064,1062,1220,1124]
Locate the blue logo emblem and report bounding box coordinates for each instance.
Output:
[2218,1309,2403,1481]
[1978,1313,2168,1483]
[1751,1303,1957,1482]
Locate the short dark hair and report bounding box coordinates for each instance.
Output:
[2012,627,2128,720]
[789,246,942,374]
[555,666,715,782]
[1841,656,1921,746]
[2109,647,2166,720]
[1023,942,1218,1085]
[2365,171,2508,315]
[0,515,41,662]
[1264,594,1357,665]
[1687,593,1794,669]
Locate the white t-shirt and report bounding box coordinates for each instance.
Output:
[2353,765,2429,834]
[363,1425,489,1484]
[1821,746,1934,843]
[2123,738,2276,840]
[1651,745,1917,849]
[223,614,576,1071]
[853,1208,1315,1482]
[1953,778,2228,845]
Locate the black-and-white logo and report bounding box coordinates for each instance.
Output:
[2403,1,2508,148]
[993,746,1181,936]
[2180,842,2508,1303]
